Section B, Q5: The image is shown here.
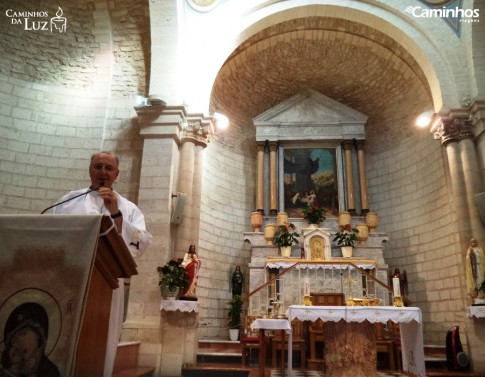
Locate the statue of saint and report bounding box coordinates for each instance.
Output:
[181,245,201,298]
[465,238,485,304]
[231,265,244,297]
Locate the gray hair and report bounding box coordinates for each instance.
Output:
[90,151,120,168]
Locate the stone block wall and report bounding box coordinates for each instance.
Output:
[367,133,466,344]
[197,142,256,338]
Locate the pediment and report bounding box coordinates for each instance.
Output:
[253,89,367,125]
[253,90,367,142]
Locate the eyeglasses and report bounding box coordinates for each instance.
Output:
[92,163,117,172]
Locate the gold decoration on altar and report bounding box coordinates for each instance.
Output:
[393,296,404,307]
[310,236,325,260]
[304,296,313,306]
[346,298,381,306]
[344,271,357,305]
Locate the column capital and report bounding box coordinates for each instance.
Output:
[432,115,474,146]
[342,140,354,150]
[356,140,366,150]
[256,143,265,152]
[181,114,214,148]
[269,142,278,152]
[135,105,213,147]
[135,104,186,142]
[470,100,485,137]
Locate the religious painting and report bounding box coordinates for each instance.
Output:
[0,215,103,377]
[0,292,61,377]
[282,147,339,218]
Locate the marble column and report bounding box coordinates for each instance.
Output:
[343,141,356,215]
[269,142,278,215]
[356,141,369,214]
[256,143,265,214]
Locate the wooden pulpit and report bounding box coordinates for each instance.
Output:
[0,215,137,377]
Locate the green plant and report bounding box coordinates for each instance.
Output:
[302,205,326,224]
[273,222,300,247]
[157,258,190,292]
[227,295,243,329]
[333,223,359,247]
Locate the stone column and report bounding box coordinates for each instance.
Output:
[256,143,265,214]
[175,139,196,254]
[174,116,212,256]
[433,113,484,246]
[131,104,187,376]
[148,0,179,103]
[343,141,356,215]
[269,142,278,215]
[356,141,369,214]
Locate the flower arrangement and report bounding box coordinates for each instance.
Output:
[333,223,359,247]
[302,205,326,224]
[273,222,300,247]
[157,258,190,292]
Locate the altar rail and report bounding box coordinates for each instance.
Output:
[243,260,392,317]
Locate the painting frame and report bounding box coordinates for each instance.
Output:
[278,144,344,218]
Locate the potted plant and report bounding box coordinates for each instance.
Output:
[227,295,243,341]
[273,222,300,257]
[157,258,190,299]
[302,205,326,226]
[333,223,359,257]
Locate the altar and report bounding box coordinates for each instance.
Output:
[286,305,425,377]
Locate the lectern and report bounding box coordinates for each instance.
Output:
[0,215,137,377]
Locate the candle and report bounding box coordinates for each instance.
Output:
[304,277,311,296]
[392,277,401,297]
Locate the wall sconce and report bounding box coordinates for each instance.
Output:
[415,110,436,128]
[135,93,147,106]
[213,112,229,131]
[147,94,166,107]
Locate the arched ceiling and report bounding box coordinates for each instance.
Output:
[210,17,434,155]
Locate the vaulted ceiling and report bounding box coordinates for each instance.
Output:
[210,17,434,155]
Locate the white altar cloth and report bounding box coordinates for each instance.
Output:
[265,259,378,270]
[467,305,485,318]
[160,300,200,312]
[251,318,291,332]
[251,319,291,377]
[286,305,426,377]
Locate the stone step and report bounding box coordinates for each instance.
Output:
[199,339,242,354]
[181,364,250,377]
[112,367,155,377]
[112,341,155,377]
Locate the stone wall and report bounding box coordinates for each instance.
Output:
[367,133,467,344]
[0,0,150,214]
[197,141,256,338]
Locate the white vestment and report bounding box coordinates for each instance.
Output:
[53,188,152,377]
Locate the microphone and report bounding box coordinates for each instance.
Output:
[40,181,105,214]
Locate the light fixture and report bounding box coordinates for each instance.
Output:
[213,112,229,130]
[415,110,435,128]
[135,93,147,106]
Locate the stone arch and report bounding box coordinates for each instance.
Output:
[184,1,467,114]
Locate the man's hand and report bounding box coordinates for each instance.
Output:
[98,187,119,214]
